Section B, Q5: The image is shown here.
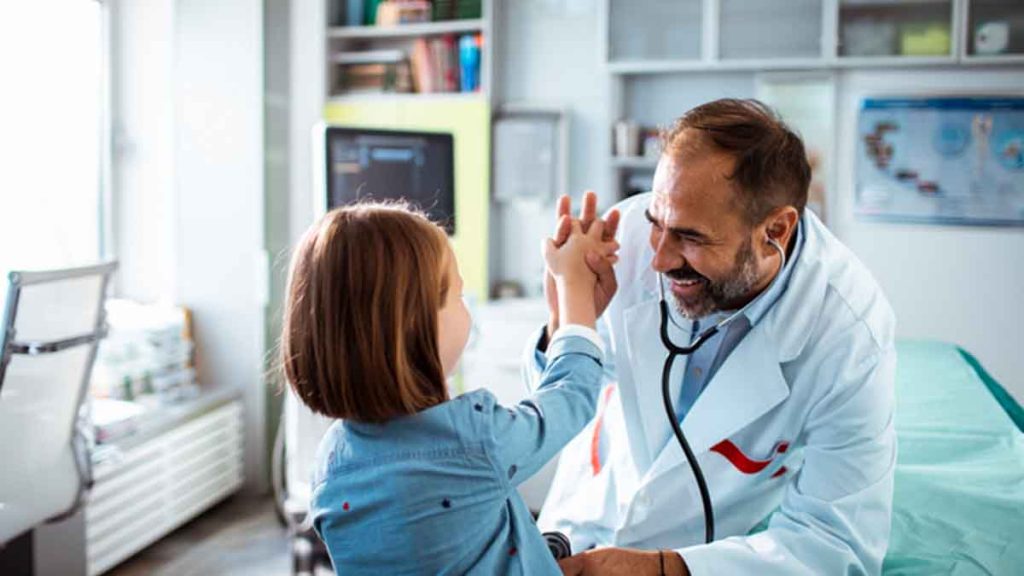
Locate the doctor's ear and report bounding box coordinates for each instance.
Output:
[759,207,799,254]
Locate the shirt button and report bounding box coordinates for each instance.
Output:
[508,465,517,479]
[693,367,703,378]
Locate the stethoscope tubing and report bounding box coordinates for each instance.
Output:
[657,237,786,545]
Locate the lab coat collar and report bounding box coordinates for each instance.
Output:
[640,322,789,484]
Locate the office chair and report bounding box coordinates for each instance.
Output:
[0,262,117,545]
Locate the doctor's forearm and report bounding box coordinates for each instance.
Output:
[558,548,689,575]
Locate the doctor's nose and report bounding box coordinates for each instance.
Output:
[650,234,683,274]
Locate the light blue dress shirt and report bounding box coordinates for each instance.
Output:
[310,333,604,575]
[672,223,805,422]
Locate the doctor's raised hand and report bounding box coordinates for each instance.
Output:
[545,191,621,339]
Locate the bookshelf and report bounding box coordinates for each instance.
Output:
[603,0,1024,199]
[325,1,493,102]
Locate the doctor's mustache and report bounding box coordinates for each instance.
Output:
[665,266,707,283]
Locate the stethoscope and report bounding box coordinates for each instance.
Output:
[657,236,787,545]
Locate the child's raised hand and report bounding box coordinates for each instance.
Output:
[543,216,619,289]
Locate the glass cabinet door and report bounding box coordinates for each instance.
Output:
[608,0,702,62]
[838,0,954,59]
[968,0,1024,57]
[719,0,824,60]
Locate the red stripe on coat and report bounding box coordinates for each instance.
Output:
[710,439,789,475]
[589,385,616,476]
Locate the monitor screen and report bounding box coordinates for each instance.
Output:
[324,127,455,233]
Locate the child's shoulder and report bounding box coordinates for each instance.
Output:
[451,388,500,412]
[442,388,507,438]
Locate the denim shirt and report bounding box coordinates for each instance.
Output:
[310,333,604,575]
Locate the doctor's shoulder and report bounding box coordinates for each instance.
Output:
[813,222,896,354]
[786,222,897,400]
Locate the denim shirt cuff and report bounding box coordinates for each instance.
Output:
[546,328,604,365]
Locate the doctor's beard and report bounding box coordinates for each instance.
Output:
[666,237,760,320]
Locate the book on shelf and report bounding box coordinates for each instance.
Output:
[332,49,405,65]
[375,0,432,25]
[341,0,483,26]
[331,32,482,97]
[411,38,435,93]
[409,33,480,94]
[432,0,482,21]
[338,62,413,94]
[332,48,413,95]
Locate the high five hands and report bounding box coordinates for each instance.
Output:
[544,191,621,337]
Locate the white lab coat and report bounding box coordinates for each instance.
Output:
[528,193,897,575]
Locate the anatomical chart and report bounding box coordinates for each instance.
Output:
[856,97,1024,226]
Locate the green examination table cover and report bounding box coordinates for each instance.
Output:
[882,340,1024,575]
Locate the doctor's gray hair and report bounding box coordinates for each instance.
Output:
[661,98,811,225]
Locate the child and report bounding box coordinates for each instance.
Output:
[281,202,617,575]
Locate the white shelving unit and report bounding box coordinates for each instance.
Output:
[327,18,485,39]
[324,1,494,104]
[603,0,1024,199]
[84,392,244,575]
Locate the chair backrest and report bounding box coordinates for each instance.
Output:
[0,262,116,545]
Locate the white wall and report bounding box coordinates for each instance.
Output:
[834,67,1024,402]
[111,0,269,492]
[496,0,610,200]
[492,0,611,296]
[288,0,325,247]
[174,0,267,492]
[110,0,176,301]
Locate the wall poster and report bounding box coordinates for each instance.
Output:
[856,97,1024,226]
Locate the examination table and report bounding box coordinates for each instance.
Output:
[879,340,1024,574]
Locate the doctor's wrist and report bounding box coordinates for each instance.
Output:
[544,318,558,350]
[663,550,689,576]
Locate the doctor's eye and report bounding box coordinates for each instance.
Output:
[644,209,662,229]
[674,232,705,246]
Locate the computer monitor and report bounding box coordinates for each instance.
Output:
[322,126,456,233]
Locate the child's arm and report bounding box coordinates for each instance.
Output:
[480,331,606,487]
[476,219,618,486]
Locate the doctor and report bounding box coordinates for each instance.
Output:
[526,99,897,575]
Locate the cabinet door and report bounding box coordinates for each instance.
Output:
[838,0,955,58]
[608,0,702,62]
[720,0,824,60]
[967,0,1024,57]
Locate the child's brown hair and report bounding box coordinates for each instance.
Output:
[281,202,451,423]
